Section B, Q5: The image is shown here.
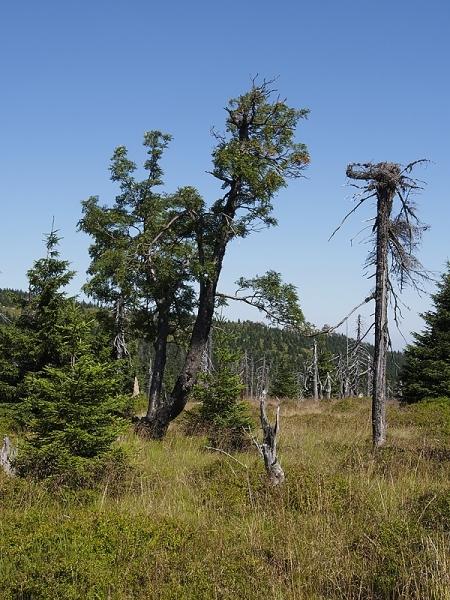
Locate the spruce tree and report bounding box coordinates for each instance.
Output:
[0,230,127,479]
[190,324,252,450]
[18,353,127,480]
[17,298,127,480]
[0,228,74,404]
[270,361,298,399]
[20,227,75,369]
[401,263,450,403]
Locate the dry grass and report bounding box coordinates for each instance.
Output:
[0,397,448,599]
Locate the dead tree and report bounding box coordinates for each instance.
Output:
[333,161,429,447]
[366,352,372,397]
[0,437,16,476]
[312,340,319,400]
[257,392,285,485]
[324,372,332,399]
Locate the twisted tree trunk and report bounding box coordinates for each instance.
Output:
[141,248,227,438]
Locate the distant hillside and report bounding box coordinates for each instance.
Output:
[0,288,403,394]
[0,288,27,307]
[220,320,403,394]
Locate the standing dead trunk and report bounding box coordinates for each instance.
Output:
[345,162,402,448]
[371,183,395,447]
[258,393,284,486]
[1,437,16,476]
[201,329,213,374]
[354,315,362,396]
[325,372,332,400]
[366,352,372,397]
[331,160,427,447]
[312,340,319,400]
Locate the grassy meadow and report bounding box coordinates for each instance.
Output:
[0,397,449,599]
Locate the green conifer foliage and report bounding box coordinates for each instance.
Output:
[0,230,127,479]
[402,263,450,403]
[20,228,76,369]
[0,229,74,404]
[190,325,252,450]
[270,361,298,399]
[17,354,126,480]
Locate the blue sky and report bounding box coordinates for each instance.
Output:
[1,0,449,349]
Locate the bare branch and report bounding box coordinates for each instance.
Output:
[328,195,376,241]
[309,294,375,336]
[205,446,249,470]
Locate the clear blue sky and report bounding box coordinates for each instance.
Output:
[1,0,449,349]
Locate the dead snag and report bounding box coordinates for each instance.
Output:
[337,161,429,448]
[0,437,16,476]
[258,393,285,486]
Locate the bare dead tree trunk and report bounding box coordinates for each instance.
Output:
[354,314,362,396]
[331,160,427,444]
[344,321,350,397]
[325,372,332,400]
[346,162,400,448]
[312,340,319,400]
[200,328,213,375]
[372,184,394,447]
[366,352,372,397]
[258,393,285,486]
[0,437,16,476]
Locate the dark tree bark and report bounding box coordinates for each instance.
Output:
[113,296,129,360]
[145,300,170,421]
[141,228,230,438]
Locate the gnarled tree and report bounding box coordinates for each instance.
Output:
[140,81,310,437]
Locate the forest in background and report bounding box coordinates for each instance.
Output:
[0,287,403,403]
